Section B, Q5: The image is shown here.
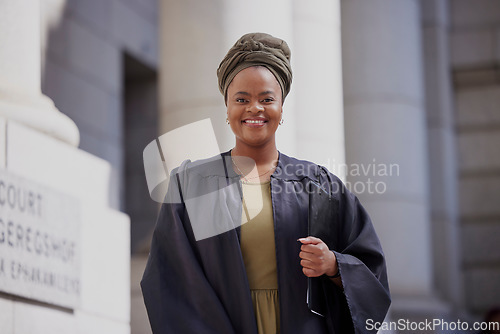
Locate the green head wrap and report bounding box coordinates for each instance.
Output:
[217,32,292,102]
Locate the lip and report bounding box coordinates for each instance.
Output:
[242,118,268,128]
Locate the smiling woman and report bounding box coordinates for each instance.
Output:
[141,33,391,334]
[219,33,293,185]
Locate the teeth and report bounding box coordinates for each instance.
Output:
[245,120,265,124]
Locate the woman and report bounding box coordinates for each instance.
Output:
[141,33,390,334]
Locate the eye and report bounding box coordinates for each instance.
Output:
[236,98,247,103]
[262,97,275,103]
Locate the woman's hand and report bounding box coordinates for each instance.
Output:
[298,236,338,277]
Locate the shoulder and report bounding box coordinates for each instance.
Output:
[165,153,234,203]
[171,153,232,180]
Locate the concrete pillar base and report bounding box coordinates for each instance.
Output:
[0,91,79,147]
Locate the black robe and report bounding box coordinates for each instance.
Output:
[141,151,390,334]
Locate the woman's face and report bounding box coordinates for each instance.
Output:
[226,66,283,149]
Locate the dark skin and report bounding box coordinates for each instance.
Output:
[226,66,342,287]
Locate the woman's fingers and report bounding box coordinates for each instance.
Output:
[298,237,337,277]
[301,259,323,273]
[300,242,327,254]
[299,251,327,271]
[297,236,323,245]
[302,267,321,277]
[299,251,315,261]
[300,259,314,268]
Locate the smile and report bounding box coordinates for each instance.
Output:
[243,120,267,124]
[242,119,268,128]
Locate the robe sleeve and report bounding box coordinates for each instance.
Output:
[140,168,236,334]
[319,168,391,334]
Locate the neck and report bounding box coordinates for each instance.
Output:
[231,140,279,183]
[231,141,278,166]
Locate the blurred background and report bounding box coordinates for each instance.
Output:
[0,0,499,333]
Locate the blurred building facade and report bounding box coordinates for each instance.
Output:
[0,0,130,333]
[1,0,499,333]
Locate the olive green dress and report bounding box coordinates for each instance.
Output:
[240,181,280,334]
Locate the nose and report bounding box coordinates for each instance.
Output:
[247,101,264,113]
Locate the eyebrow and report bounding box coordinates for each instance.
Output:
[259,91,275,96]
[233,91,250,97]
[233,90,276,97]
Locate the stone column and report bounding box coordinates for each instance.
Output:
[293,0,346,176]
[421,0,463,311]
[0,0,79,146]
[159,0,230,151]
[341,0,441,313]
